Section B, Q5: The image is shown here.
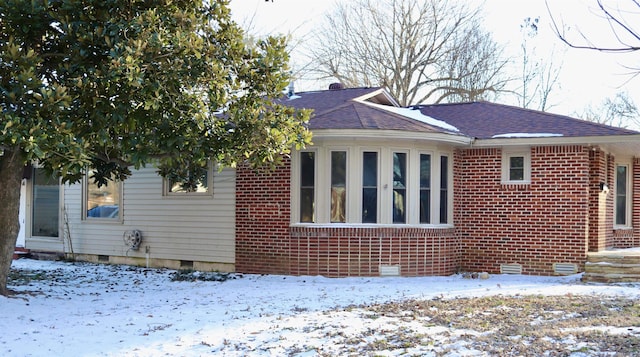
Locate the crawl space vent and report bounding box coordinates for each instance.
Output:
[379,265,400,277]
[500,263,522,275]
[553,263,578,275]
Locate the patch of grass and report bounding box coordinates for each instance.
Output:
[169,269,240,282]
[8,268,65,286]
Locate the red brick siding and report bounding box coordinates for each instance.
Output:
[235,160,292,274]
[290,227,460,277]
[616,157,640,248]
[588,149,607,251]
[456,145,590,275]
[633,158,640,247]
[235,158,461,277]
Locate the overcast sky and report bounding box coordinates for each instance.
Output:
[229,0,640,126]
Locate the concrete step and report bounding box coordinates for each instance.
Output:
[582,273,640,283]
[583,253,640,282]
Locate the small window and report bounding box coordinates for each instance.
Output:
[502,150,531,183]
[392,152,407,224]
[509,156,525,181]
[331,151,347,223]
[419,154,431,224]
[615,164,630,227]
[164,163,213,196]
[439,155,449,224]
[300,152,315,223]
[362,151,378,223]
[84,169,122,220]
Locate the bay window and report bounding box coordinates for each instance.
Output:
[293,146,453,226]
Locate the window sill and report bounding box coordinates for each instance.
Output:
[82,218,124,224]
[614,225,633,231]
[162,194,214,199]
[501,180,531,185]
[27,236,62,242]
[291,222,454,229]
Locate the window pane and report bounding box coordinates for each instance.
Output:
[168,165,210,193]
[86,170,120,219]
[509,156,524,181]
[331,151,346,223]
[362,152,378,223]
[393,152,406,223]
[300,152,315,223]
[440,156,449,224]
[420,154,431,224]
[616,165,628,225]
[32,168,59,237]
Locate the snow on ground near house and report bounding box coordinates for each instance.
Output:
[2,259,639,356]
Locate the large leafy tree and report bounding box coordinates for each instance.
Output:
[0,0,311,295]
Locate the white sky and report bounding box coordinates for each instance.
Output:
[228,0,640,127]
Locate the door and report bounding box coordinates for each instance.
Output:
[30,168,60,238]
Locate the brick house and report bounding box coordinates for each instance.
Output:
[236,86,640,276]
[19,86,640,277]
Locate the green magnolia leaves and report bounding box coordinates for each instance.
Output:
[1,0,311,185]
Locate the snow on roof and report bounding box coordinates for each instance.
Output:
[363,102,460,132]
[492,133,564,138]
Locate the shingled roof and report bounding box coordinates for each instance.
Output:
[280,87,457,134]
[417,101,639,139]
[279,87,639,143]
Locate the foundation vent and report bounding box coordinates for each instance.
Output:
[500,263,522,275]
[553,263,578,275]
[379,265,401,277]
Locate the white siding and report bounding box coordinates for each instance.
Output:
[62,167,236,264]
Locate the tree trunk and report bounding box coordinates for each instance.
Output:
[0,148,25,296]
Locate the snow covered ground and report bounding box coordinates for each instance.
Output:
[1,258,639,356]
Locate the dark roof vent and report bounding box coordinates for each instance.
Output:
[328,83,344,90]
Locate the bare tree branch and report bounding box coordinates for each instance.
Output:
[305,0,510,106]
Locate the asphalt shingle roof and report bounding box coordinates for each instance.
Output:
[280,88,639,140]
[417,102,639,139]
[281,87,443,133]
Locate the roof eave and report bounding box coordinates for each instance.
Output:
[473,134,640,147]
[311,129,472,146]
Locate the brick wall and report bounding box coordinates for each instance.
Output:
[235,158,461,277]
[235,160,292,274]
[633,158,640,247]
[457,145,590,275]
[290,226,459,277]
[588,149,608,251]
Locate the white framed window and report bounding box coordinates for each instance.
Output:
[502,149,531,184]
[163,162,214,196]
[419,153,432,224]
[83,169,123,221]
[392,151,408,224]
[615,163,632,227]
[330,150,348,223]
[362,151,379,223]
[439,155,450,224]
[292,145,453,226]
[299,151,316,223]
